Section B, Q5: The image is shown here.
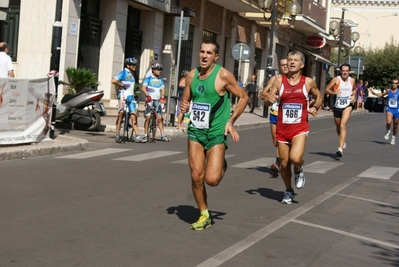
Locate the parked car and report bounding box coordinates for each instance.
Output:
[365,88,386,112]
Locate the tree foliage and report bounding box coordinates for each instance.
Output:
[65,67,100,94]
[362,37,399,90]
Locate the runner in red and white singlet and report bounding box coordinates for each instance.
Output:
[265,51,322,204]
[276,75,309,143]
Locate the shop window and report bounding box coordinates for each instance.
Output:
[0,0,20,62]
[178,24,194,75]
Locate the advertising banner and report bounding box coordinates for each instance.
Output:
[0,77,56,145]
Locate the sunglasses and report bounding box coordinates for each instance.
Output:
[393,82,398,85]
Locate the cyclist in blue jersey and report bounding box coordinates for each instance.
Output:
[141,63,170,142]
[111,57,145,143]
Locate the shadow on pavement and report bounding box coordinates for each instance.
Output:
[166,205,227,224]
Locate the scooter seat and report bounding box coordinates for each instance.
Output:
[61,89,104,104]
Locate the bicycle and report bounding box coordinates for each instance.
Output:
[116,97,135,143]
[146,100,158,143]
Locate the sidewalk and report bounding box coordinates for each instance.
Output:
[0,106,339,160]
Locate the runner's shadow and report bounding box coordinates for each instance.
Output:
[309,151,337,160]
[166,205,226,224]
[246,188,298,203]
[371,140,389,145]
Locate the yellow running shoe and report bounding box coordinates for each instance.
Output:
[190,214,211,230]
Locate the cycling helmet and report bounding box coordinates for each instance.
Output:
[151,63,163,70]
[125,57,138,65]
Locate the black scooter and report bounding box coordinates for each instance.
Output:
[55,81,107,131]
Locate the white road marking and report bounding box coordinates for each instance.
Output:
[56,148,131,159]
[113,150,182,161]
[196,177,360,267]
[336,193,398,208]
[232,157,275,168]
[305,161,343,173]
[293,219,399,249]
[171,154,235,164]
[357,166,399,180]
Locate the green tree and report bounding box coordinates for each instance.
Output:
[362,38,399,90]
[65,67,100,94]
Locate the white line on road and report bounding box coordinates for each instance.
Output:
[305,161,343,173]
[113,150,182,161]
[232,157,275,168]
[196,177,360,267]
[292,219,399,249]
[336,193,398,208]
[55,148,131,159]
[357,166,399,180]
[170,154,235,164]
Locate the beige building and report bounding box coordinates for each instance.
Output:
[332,0,399,50]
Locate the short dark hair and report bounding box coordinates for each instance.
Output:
[0,42,8,52]
[340,63,351,71]
[202,39,219,54]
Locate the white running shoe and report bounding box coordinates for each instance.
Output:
[294,166,305,189]
[391,136,396,145]
[384,131,390,140]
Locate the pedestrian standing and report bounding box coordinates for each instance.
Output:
[180,39,248,230]
[325,64,356,158]
[265,50,322,204]
[0,42,14,78]
[246,74,258,113]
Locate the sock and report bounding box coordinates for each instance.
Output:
[200,209,210,217]
[276,157,281,166]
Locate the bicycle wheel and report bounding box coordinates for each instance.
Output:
[118,111,127,143]
[147,112,157,143]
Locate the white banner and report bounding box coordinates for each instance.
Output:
[0,77,56,145]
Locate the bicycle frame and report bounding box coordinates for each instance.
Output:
[117,97,135,143]
[146,100,158,143]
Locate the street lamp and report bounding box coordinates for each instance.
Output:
[329,8,360,75]
[257,0,301,117]
[278,1,302,27]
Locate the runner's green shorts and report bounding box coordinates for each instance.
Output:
[188,127,228,151]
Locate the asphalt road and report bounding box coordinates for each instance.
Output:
[1,112,398,267]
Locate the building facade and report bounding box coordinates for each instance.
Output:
[1,0,362,112]
[331,0,399,51]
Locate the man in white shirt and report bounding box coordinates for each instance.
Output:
[0,42,14,78]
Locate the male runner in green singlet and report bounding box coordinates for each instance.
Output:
[180,40,248,230]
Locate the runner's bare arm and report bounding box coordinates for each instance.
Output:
[180,70,194,113]
[260,76,277,100]
[264,77,281,106]
[306,78,322,116]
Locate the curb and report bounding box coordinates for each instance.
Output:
[0,135,88,160]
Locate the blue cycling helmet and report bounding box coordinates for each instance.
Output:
[151,63,163,70]
[125,57,138,65]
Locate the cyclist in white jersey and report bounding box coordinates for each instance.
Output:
[325,64,356,158]
[111,57,144,143]
[141,63,170,142]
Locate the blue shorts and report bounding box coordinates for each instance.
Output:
[119,96,137,114]
[269,114,278,124]
[386,107,399,119]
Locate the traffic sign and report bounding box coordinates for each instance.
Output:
[232,43,250,61]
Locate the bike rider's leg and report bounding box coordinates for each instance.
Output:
[156,104,170,142]
[115,111,123,142]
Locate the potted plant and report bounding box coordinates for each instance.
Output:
[65,67,100,94]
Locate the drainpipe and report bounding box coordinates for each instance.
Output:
[49,0,63,139]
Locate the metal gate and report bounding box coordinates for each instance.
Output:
[77,0,102,75]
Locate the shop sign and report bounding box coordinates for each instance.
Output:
[305,36,326,49]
